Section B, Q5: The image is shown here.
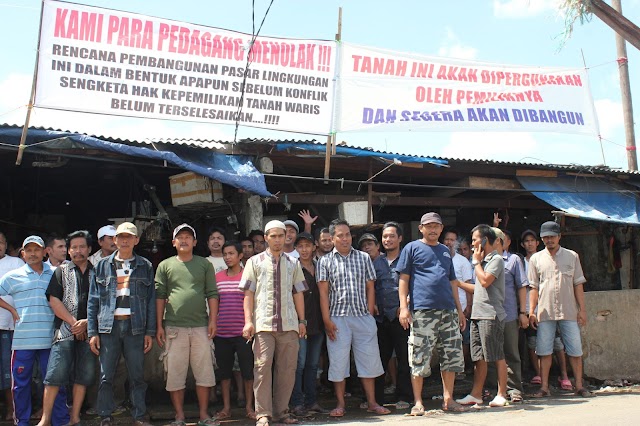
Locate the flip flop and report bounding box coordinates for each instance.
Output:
[510,393,523,403]
[395,400,410,410]
[329,407,346,418]
[275,414,299,424]
[559,378,573,391]
[575,388,594,398]
[442,402,469,413]
[530,389,551,398]
[196,418,220,426]
[215,411,231,420]
[407,405,425,416]
[367,405,391,415]
[530,375,542,385]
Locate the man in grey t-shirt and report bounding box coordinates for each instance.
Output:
[457,225,508,407]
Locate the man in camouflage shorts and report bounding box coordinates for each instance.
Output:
[397,213,467,415]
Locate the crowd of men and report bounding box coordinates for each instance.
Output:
[0,209,592,426]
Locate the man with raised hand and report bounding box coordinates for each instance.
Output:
[156,224,219,426]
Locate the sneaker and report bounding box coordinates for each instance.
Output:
[100,417,113,426]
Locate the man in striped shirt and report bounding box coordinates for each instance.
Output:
[317,219,389,418]
[0,236,69,426]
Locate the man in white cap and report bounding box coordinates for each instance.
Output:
[88,222,156,426]
[155,224,219,426]
[0,236,69,426]
[528,221,591,398]
[283,220,300,258]
[89,225,117,266]
[240,220,308,426]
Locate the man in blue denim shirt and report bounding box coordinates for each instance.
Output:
[88,222,156,426]
[372,222,412,410]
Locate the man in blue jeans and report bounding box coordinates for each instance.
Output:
[0,235,69,426]
[88,222,156,426]
[37,231,96,426]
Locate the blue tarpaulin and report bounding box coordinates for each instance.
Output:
[518,176,640,226]
[0,126,271,197]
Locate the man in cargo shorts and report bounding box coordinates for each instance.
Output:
[398,212,467,415]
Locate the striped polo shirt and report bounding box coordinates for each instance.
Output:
[215,269,245,337]
[0,263,55,350]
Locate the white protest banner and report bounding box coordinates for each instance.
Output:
[35,1,336,135]
[336,43,599,136]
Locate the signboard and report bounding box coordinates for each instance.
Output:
[35,1,337,135]
[335,43,599,135]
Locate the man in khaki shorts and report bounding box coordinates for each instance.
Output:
[155,224,220,426]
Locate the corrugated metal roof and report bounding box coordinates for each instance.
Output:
[3,123,637,176]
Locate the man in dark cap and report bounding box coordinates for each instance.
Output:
[528,221,591,398]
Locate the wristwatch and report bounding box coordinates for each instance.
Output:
[519,312,527,316]
[471,259,479,266]
[298,319,307,326]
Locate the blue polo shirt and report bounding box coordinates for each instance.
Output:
[0,263,55,350]
[397,241,456,311]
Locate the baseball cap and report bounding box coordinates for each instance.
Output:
[295,232,315,245]
[173,223,196,240]
[540,221,561,238]
[521,229,538,240]
[358,233,378,247]
[264,220,286,233]
[22,235,44,248]
[492,227,505,242]
[420,212,443,225]
[97,225,117,240]
[283,220,299,233]
[115,222,138,237]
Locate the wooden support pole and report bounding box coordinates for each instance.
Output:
[612,0,637,171]
[323,7,342,182]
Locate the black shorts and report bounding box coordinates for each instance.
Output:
[214,336,254,381]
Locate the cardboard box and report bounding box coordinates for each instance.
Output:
[169,172,223,206]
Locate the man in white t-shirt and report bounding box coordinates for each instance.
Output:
[206,227,228,273]
[283,220,300,258]
[0,231,24,421]
[443,229,473,372]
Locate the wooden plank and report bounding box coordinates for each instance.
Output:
[270,193,550,209]
[467,176,521,190]
[516,169,558,177]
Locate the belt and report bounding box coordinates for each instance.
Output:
[114,315,131,320]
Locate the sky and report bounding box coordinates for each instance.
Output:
[1,0,639,170]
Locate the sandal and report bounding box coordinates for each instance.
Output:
[575,388,594,398]
[329,407,346,417]
[275,414,299,424]
[395,400,410,410]
[559,378,573,391]
[367,405,391,415]
[256,417,270,426]
[246,411,257,420]
[407,405,425,416]
[530,388,551,398]
[442,402,468,413]
[170,421,187,426]
[215,411,231,421]
[530,375,542,385]
[510,393,523,403]
[197,418,220,426]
